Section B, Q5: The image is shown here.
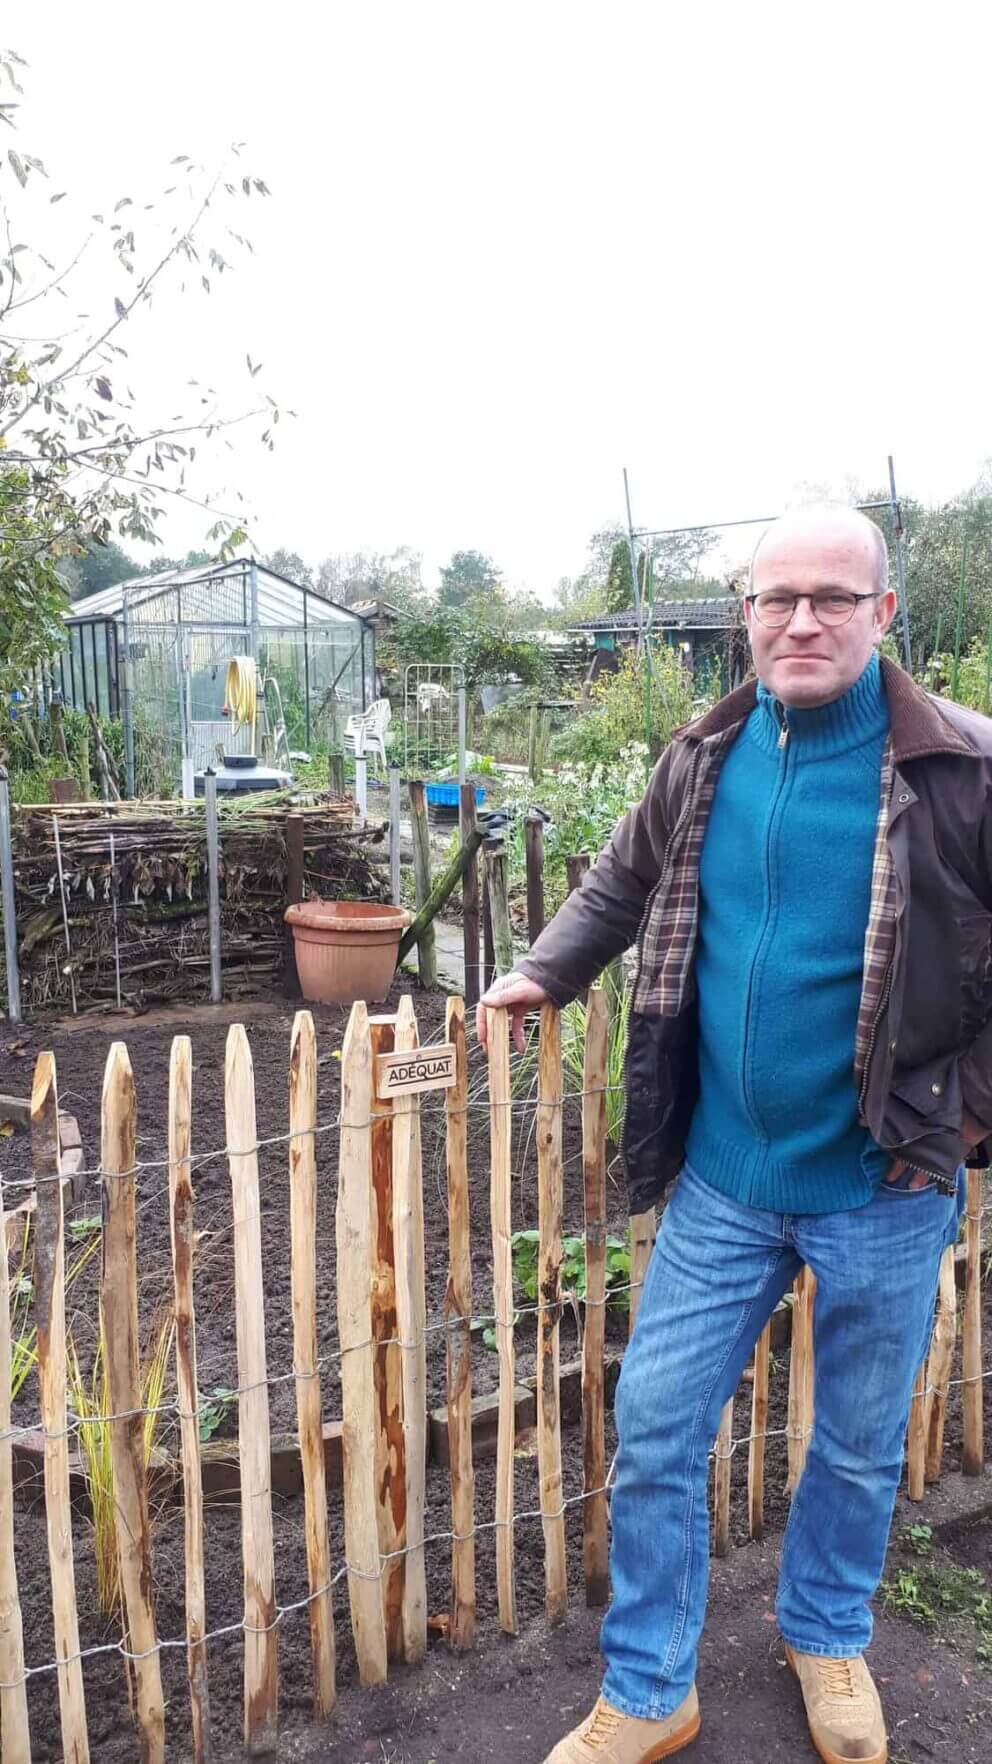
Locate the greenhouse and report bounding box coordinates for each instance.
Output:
[58,557,374,795]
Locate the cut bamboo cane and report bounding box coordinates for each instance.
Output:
[581,987,609,1607]
[368,1014,405,1661]
[748,1322,771,1541]
[225,1025,278,1752]
[168,1036,211,1764]
[336,1003,388,1686]
[536,1004,567,1623]
[713,1398,734,1557]
[906,1360,927,1502]
[288,1011,335,1716]
[32,1052,90,1764]
[101,1042,165,1764]
[407,782,437,987]
[444,995,476,1650]
[628,1210,656,1338]
[0,1154,31,1762]
[924,1244,957,1482]
[487,1005,517,1633]
[786,1268,816,1496]
[962,1168,984,1476]
[392,996,428,1664]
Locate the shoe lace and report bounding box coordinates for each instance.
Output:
[819,1657,857,1700]
[586,1700,624,1746]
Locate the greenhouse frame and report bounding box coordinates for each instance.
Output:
[58,557,374,796]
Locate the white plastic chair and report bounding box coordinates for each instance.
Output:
[344,698,391,775]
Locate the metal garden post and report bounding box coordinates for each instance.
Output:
[0,769,21,1022]
[121,587,136,798]
[204,768,223,1003]
[389,766,402,906]
[886,455,913,673]
[457,688,467,784]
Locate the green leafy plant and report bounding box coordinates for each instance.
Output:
[510,1227,632,1312]
[197,1385,237,1442]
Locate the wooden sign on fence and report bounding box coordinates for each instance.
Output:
[375,1043,457,1099]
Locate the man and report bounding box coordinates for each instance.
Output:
[478,505,992,1764]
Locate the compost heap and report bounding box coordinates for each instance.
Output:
[5,796,386,1012]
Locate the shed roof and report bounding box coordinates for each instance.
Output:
[571,596,741,634]
[65,556,369,628]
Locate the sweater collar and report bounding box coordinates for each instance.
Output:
[748,651,890,759]
[679,656,978,764]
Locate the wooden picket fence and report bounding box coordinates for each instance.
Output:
[0,993,986,1763]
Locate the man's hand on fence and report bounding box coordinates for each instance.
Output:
[476,972,551,1055]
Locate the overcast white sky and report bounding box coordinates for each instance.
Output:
[9,3,992,594]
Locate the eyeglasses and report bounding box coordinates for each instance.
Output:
[746,589,879,628]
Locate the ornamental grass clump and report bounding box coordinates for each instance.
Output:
[67,1310,175,1616]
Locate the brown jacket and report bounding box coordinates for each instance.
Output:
[518,658,992,1212]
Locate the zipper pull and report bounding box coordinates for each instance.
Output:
[777,707,789,749]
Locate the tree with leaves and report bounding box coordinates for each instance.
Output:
[0,47,280,692]
[437,548,502,608]
[265,547,313,587]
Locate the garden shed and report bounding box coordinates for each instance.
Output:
[57,557,374,795]
[571,595,746,693]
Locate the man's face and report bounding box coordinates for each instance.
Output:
[744,522,897,708]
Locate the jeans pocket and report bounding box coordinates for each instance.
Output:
[880,1167,938,1195]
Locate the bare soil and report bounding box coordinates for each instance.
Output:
[1,997,990,1763]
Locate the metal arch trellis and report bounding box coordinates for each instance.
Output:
[403,661,465,776]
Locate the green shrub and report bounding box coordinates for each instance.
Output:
[554,646,699,767]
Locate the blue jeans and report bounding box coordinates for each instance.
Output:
[601,1162,962,1720]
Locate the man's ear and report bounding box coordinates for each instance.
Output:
[874,588,898,640]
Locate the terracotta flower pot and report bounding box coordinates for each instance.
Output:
[285,899,412,1005]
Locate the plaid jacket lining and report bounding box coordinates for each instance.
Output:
[632,725,897,1098]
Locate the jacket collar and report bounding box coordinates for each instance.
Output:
[678,655,978,764]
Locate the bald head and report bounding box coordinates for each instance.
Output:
[750,505,889,596]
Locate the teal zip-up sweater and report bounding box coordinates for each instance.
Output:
[684,652,891,1212]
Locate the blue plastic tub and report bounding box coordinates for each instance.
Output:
[424,782,486,808]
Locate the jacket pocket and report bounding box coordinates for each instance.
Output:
[959,909,992,1037]
[887,1062,963,1145]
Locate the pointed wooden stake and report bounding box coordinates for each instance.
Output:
[289,1012,336,1715]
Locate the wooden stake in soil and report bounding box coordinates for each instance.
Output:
[288,1012,336,1716]
[924,1244,957,1482]
[336,1003,388,1685]
[0,1156,31,1762]
[481,863,495,993]
[392,995,428,1664]
[368,1013,405,1661]
[407,781,437,988]
[786,1268,816,1495]
[906,1359,927,1502]
[444,995,476,1650]
[487,1005,518,1634]
[32,1052,90,1764]
[459,784,481,1010]
[581,987,609,1607]
[225,1025,279,1752]
[536,1004,567,1623]
[485,845,515,979]
[101,1043,166,1764]
[713,1398,734,1557]
[748,1322,771,1542]
[525,815,546,946]
[962,1167,984,1476]
[628,1209,656,1339]
[168,1036,212,1764]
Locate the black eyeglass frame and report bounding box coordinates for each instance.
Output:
[744,589,882,628]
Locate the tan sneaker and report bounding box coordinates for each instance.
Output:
[785,1645,887,1764]
[542,1687,700,1763]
